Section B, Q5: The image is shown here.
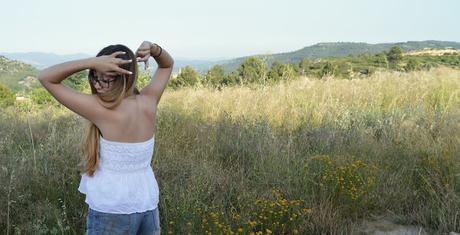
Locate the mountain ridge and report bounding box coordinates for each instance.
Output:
[211,40,460,72]
[2,40,459,76]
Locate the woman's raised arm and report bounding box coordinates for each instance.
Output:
[37,52,132,123]
[136,41,174,106]
[38,52,132,84]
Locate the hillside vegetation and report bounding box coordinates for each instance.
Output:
[0,56,38,93]
[217,40,460,72]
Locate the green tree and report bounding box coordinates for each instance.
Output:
[222,71,240,87]
[63,70,89,92]
[203,65,225,88]
[404,59,419,71]
[320,62,338,77]
[29,87,58,105]
[0,83,15,107]
[169,66,201,88]
[386,46,403,69]
[237,56,268,85]
[374,53,389,68]
[298,58,311,76]
[336,62,353,79]
[268,62,297,82]
[136,71,151,90]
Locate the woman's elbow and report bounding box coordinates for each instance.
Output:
[37,69,52,85]
[37,70,46,84]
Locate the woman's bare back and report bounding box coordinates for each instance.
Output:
[95,95,157,143]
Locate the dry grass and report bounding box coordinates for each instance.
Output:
[1,67,459,234]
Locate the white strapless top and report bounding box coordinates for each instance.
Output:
[78,134,159,214]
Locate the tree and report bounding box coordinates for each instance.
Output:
[222,71,239,87]
[386,46,403,69]
[268,62,296,82]
[268,62,282,81]
[0,83,15,107]
[404,59,419,71]
[320,62,338,77]
[336,62,353,79]
[237,56,268,85]
[169,66,201,88]
[298,58,311,76]
[136,71,151,90]
[29,87,58,105]
[374,53,389,68]
[203,65,225,88]
[63,70,89,92]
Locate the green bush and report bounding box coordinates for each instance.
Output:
[0,83,15,107]
[386,46,403,69]
[298,58,311,76]
[169,66,201,89]
[29,87,58,106]
[62,70,89,92]
[268,62,297,82]
[203,65,225,88]
[136,71,152,90]
[237,57,268,85]
[405,59,420,71]
[320,62,338,77]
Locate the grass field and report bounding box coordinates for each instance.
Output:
[1,67,459,234]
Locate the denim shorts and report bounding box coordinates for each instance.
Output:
[85,206,161,235]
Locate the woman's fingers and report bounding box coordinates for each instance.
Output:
[136,50,149,59]
[110,51,126,57]
[114,66,133,75]
[104,71,120,77]
[116,58,133,65]
[142,54,150,70]
[135,54,150,70]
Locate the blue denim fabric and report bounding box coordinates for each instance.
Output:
[85,207,160,235]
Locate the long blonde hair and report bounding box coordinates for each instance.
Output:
[78,44,140,177]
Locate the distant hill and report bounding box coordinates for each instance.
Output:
[1,52,92,69]
[140,58,217,74]
[213,40,460,72]
[0,56,38,93]
[2,40,459,86]
[0,51,215,74]
[0,53,216,92]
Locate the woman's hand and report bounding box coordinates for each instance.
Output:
[91,51,133,75]
[136,41,153,70]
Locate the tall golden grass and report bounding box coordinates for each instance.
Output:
[0,67,459,234]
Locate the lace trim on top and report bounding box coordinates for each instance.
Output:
[98,135,155,172]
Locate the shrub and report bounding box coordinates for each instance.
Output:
[0,83,15,107]
[29,87,58,106]
[169,66,201,89]
[268,62,297,82]
[304,155,377,213]
[203,65,225,88]
[237,57,268,85]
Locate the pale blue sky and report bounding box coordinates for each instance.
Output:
[1,0,459,59]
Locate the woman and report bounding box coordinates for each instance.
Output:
[38,41,174,234]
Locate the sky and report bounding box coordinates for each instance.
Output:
[1,0,459,60]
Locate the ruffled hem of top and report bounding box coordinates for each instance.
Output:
[78,167,159,214]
